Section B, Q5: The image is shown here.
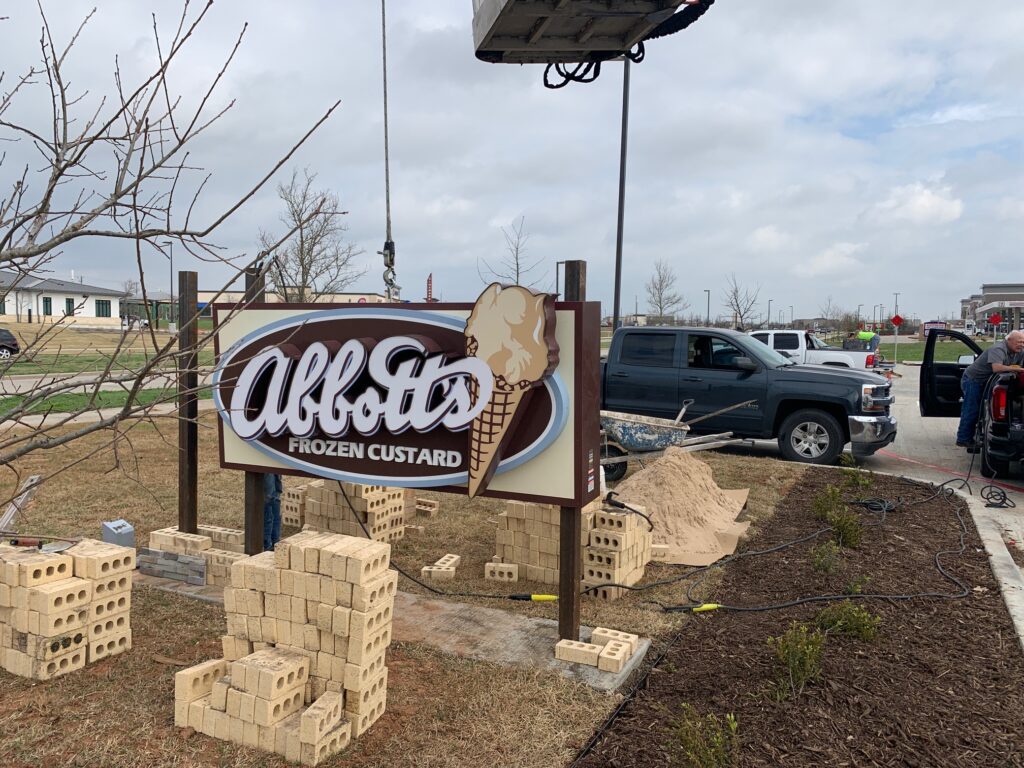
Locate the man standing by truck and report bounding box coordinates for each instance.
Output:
[956,330,1024,450]
[847,329,880,352]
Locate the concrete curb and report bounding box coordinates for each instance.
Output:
[962,494,1024,655]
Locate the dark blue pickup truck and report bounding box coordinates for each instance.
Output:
[600,327,896,474]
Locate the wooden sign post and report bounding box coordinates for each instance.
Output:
[177,271,199,534]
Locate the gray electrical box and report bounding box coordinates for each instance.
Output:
[101,519,135,549]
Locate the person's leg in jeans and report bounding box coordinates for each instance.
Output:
[270,497,282,547]
[263,501,275,551]
[868,334,880,352]
[957,376,984,445]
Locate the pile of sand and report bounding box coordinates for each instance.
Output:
[614,447,749,566]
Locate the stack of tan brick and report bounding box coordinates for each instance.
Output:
[554,626,639,673]
[0,539,135,680]
[147,526,248,587]
[174,530,394,763]
[492,500,598,585]
[582,507,652,601]
[282,483,309,528]
[304,481,406,545]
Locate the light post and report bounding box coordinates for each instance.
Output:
[162,240,174,329]
[766,298,772,328]
[789,305,794,327]
[704,289,710,326]
[611,59,630,331]
[857,304,863,327]
[778,310,783,326]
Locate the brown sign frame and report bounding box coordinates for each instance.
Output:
[212,300,601,508]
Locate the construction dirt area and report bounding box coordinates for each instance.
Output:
[3,412,1024,766]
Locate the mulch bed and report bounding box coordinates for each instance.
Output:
[577,470,1024,768]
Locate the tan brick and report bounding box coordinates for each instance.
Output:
[348,603,393,647]
[419,565,455,581]
[90,592,130,622]
[26,577,92,614]
[348,624,391,666]
[10,627,87,660]
[598,640,630,673]
[174,699,190,728]
[211,675,230,711]
[433,553,461,569]
[90,610,130,642]
[351,695,386,737]
[343,647,387,691]
[300,719,351,766]
[344,667,388,715]
[254,687,304,727]
[175,658,228,703]
[345,541,390,585]
[349,570,397,613]
[87,628,131,663]
[299,691,344,745]
[274,712,303,762]
[93,572,132,599]
[554,639,602,666]
[2,549,73,587]
[590,627,639,655]
[230,647,310,700]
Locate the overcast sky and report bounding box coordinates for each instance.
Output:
[4,1,1023,323]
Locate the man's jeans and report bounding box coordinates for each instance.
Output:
[868,335,880,352]
[263,499,281,552]
[957,376,985,445]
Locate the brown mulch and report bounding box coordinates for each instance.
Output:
[577,470,1024,768]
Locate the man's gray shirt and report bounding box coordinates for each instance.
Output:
[964,340,1024,381]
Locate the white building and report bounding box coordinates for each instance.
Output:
[0,269,125,327]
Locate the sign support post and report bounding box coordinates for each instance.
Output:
[559,260,586,642]
[177,270,199,534]
[243,264,266,555]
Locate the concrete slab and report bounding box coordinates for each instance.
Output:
[392,591,649,692]
[133,571,648,692]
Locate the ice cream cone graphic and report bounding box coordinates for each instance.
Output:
[464,284,559,497]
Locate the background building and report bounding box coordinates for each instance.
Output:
[959,284,1024,331]
[0,269,124,327]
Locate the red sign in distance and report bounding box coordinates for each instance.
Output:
[891,314,903,327]
[990,313,1003,326]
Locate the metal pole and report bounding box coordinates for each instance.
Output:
[893,292,900,363]
[243,263,266,555]
[704,289,710,326]
[789,305,794,326]
[767,299,772,328]
[611,59,630,331]
[177,271,198,534]
[560,260,586,642]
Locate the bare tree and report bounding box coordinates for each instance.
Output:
[262,170,364,303]
[478,216,546,287]
[121,279,140,298]
[722,273,760,329]
[646,260,688,321]
[0,3,338,497]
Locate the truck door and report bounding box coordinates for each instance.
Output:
[771,332,802,363]
[681,332,767,433]
[603,330,681,418]
[919,329,983,417]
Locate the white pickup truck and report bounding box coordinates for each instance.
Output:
[749,330,880,369]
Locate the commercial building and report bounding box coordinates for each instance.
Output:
[959,284,1024,331]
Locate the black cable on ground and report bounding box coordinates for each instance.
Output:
[604,491,654,531]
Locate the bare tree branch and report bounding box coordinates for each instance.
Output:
[722,273,760,330]
[478,216,546,287]
[645,259,688,321]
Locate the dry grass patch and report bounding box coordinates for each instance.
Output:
[0,586,608,768]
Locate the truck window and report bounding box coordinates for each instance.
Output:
[689,335,747,370]
[619,333,675,367]
[773,333,799,351]
[752,333,769,346]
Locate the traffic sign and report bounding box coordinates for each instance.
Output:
[891,314,903,327]
[991,313,1003,326]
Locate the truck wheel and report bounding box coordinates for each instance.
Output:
[778,409,843,465]
[601,445,628,482]
[980,440,1010,479]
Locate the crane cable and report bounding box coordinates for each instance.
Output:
[379,0,398,300]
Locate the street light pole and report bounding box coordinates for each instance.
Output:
[857,304,863,327]
[767,298,772,328]
[789,305,794,327]
[162,240,175,330]
[893,291,900,363]
[704,289,710,327]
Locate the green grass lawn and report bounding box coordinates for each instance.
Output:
[879,339,990,363]
[0,387,213,416]
[4,350,215,375]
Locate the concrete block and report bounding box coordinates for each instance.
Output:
[344,667,388,715]
[276,711,303,763]
[590,627,640,655]
[349,570,397,613]
[347,625,391,666]
[174,700,190,728]
[345,541,390,586]
[594,509,643,533]
[351,695,386,738]
[554,639,602,666]
[89,610,130,642]
[231,647,310,700]
[484,562,518,582]
[332,606,351,637]
[300,719,352,767]
[433,553,461,569]
[26,577,92,614]
[93,572,132,600]
[90,592,130,622]
[348,603,393,647]
[188,697,209,731]
[11,627,87,660]
[175,658,228,703]
[65,539,136,579]
[211,676,230,711]
[420,565,455,581]
[598,640,630,673]
[254,687,304,727]
[344,647,387,692]
[101,519,136,549]
[415,498,439,517]
[88,628,131,663]
[2,550,73,587]
[300,691,344,745]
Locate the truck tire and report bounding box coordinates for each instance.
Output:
[980,440,1010,479]
[778,409,844,465]
[602,444,628,482]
